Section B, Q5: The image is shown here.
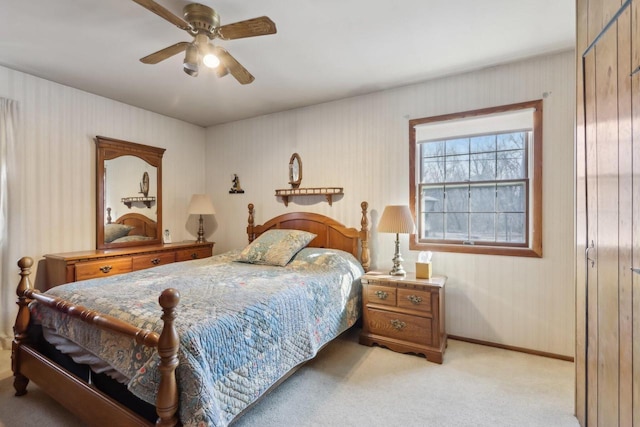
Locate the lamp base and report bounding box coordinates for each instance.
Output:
[196,214,207,243]
[388,233,406,276]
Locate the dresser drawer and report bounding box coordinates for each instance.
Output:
[175,246,212,262]
[366,308,433,346]
[366,284,397,306]
[132,252,176,270]
[397,288,432,313]
[75,257,133,281]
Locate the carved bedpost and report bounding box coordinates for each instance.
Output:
[155,288,180,427]
[360,201,370,272]
[247,203,255,243]
[13,257,33,396]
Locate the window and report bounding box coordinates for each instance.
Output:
[409,100,542,257]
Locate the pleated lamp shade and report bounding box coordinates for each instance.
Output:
[377,205,415,234]
[188,194,216,215]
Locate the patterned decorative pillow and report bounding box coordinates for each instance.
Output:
[104,223,134,243]
[236,229,317,266]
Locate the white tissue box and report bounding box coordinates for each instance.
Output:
[415,262,432,279]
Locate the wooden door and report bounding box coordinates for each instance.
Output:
[577,0,639,425]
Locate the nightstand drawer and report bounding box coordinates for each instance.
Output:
[175,246,212,262]
[132,252,175,270]
[366,308,433,345]
[367,284,397,306]
[75,257,133,281]
[397,288,432,313]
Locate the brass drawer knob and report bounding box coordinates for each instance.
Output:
[374,290,388,300]
[151,258,161,265]
[407,295,422,305]
[99,265,112,273]
[390,319,406,330]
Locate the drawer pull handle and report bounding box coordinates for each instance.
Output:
[151,258,161,265]
[390,319,406,330]
[407,295,422,305]
[190,253,198,259]
[99,265,112,273]
[374,290,388,300]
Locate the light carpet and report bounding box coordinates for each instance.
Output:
[0,328,578,426]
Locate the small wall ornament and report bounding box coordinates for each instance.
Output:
[288,153,302,189]
[229,174,245,194]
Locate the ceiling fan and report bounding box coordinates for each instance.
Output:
[132,0,277,84]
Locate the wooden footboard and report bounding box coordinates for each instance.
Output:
[12,257,180,426]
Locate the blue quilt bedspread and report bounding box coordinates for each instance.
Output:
[32,248,363,426]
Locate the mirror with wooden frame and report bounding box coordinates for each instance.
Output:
[288,153,302,188]
[96,136,165,249]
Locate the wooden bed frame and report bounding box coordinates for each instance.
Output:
[107,211,158,238]
[12,202,370,426]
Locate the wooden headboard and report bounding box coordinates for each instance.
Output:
[114,213,157,238]
[246,202,370,271]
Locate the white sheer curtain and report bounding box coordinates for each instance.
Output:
[0,98,18,348]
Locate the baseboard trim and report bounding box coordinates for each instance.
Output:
[447,335,574,362]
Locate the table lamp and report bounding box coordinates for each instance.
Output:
[188,194,216,243]
[377,205,415,276]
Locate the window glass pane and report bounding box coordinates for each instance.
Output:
[422,186,444,212]
[444,213,468,241]
[445,185,468,213]
[496,213,525,243]
[445,154,469,182]
[469,184,495,212]
[496,183,526,212]
[496,149,525,180]
[423,212,444,239]
[422,156,444,183]
[497,132,526,150]
[469,152,496,181]
[421,140,445,158]
[470,135,496,153]
[445,138,469,155]
[469,213,495,241]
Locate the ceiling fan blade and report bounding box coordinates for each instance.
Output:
[217,16,277,40]
[213,46,255,84]
[140,42,189,64]
[132,0,192,31]
[214,65,229,78]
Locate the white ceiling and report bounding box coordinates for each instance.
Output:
[0,1,575,127]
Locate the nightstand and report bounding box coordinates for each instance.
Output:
[359,272,446,363]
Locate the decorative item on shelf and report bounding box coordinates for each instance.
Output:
[229,174,245,194]
[188,194,216,243]
[139,171,150,197]
[288,153,302,188]
[377,205,416,276]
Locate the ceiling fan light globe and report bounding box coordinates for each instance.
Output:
[203,53,220,68]
[183,61,198,77]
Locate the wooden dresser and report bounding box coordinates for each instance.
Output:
[44,241,214,289]
[359,272,446,363]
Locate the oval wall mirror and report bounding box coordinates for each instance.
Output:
[96,136,166,249]
[288,153,302,189]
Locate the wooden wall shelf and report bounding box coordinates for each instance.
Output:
[275,187,343,206]
[121,196,156,208]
